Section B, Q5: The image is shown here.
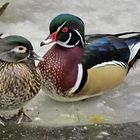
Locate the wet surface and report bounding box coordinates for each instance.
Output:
[0,122,140,140]
[1,0,140,139]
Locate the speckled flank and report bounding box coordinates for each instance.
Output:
[0,61,41,110]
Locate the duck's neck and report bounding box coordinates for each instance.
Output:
[42,44,83,94]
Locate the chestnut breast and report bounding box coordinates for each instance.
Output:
[38,44,82,94]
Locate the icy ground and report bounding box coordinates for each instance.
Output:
[1,0,140,126]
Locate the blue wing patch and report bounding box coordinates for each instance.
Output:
[82,36,130,69]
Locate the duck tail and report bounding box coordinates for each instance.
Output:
[124,33,140,67]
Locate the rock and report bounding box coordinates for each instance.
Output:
[0,2,9,16]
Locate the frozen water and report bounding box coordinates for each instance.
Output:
[1,0,140,126]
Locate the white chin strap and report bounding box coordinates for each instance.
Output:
[57,32,80,48]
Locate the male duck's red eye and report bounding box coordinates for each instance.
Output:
[62,27,68,33]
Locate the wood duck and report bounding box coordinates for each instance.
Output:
[38,13,140,102]
[0,35,42,125]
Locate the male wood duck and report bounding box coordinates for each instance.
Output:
[0,35,42,125]
[38,13,140,102]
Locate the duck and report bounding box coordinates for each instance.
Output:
[0,35,42,125]
[38,13,140,102]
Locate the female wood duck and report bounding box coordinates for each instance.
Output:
[38,13,140,102]
[0,35,42,125]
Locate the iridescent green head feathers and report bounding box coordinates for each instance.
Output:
[41,13,86,47]
[50,13,85,37]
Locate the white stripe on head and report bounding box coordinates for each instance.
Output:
[65,33,80,46]
[57,32,75,48]
[57,21,67,31]
[57,32,81,48]
[56,22,84,48]
[65,33,72,44]
[74,30,84,45]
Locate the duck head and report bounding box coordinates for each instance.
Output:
[41,13,86,48]
[0,35,42,63]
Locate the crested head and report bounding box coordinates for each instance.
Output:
[50,13,85,36]
[41,13,86,48]
[0,35,41,63]
[51,14,85,47]
[1,35,33,50]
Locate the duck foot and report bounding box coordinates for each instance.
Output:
[9,108,32,124]
[82,99,87,101]
[0,116,5,126]
[16,108,32,124]
[0,108,32,125]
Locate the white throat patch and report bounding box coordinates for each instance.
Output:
[57,32,75,48]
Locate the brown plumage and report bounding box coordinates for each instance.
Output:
[0,35,42,125]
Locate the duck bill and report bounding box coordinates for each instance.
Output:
[40,31,58,46]
[29,51,44,61]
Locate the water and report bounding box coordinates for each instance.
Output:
[1,0,140,126]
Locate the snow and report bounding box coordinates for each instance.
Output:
[1,0,140,126]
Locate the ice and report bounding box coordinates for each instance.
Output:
[1,0,140,126]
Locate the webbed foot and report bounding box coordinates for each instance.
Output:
[16,108,32,124]
[0,108,32,125]
[0,116,5,126]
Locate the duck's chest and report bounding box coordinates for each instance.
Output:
[38,46,82,94]
[0,62,41,110]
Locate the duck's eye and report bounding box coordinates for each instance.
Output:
[13,46,27,53]
[19,47,24,50]
[62,27,68,33]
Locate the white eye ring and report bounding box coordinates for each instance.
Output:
[12,46,27,53]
